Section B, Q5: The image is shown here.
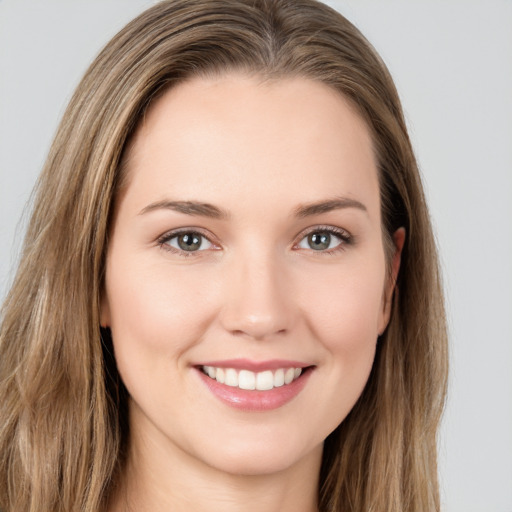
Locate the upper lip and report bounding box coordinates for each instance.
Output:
[194,358,312,372]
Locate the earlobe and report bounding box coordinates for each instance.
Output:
[379,227,406,334]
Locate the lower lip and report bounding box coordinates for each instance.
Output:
[196,368,313,412]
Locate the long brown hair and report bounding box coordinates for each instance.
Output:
[0,1,448,510]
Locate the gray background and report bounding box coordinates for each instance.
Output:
[1,1,511,510]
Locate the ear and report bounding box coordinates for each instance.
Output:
[378,227,406,335]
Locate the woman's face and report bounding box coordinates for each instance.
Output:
[102,75,401,476]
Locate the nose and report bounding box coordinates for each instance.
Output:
[219,251,295,341]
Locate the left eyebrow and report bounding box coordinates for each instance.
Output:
[293,197,368,218]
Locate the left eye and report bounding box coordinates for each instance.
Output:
[165,232,213,252]
[297,230,344,251]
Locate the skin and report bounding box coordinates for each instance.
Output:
[102,74,404,512]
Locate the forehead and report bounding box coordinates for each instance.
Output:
[121,74,380,220]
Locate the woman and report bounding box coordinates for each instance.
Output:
[0,1,448,511]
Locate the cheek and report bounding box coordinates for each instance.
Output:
[296,259,386,351]
[300,264,383,418]
[104,256,220,366]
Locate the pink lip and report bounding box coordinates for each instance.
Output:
[195,364,314,412]
[195,358,309,372]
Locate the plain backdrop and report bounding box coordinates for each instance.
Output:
[1,1,511,511]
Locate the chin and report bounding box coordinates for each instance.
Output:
[193,432,323,477]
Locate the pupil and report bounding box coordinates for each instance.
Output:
[309,232,330,250]
[178,233,201,251]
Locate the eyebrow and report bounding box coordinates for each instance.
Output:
[139,196,367,219]
[293,197,367,218]
[139,200,229,219]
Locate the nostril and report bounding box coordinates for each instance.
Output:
[228,326,288,341]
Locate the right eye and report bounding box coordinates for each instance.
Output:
[161,231,214,254]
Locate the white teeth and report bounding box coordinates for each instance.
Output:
[274,368,285,387]
[256,370,274,391]
[216,368,225,384]
[204,366,305,390]
[224,368,238,387]
[284,368,295,385]
[238,370,256,390]
[205,365,216,378]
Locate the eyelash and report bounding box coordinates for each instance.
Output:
[157,228,218,257]
[157,225,353,257]
[295,225,353,255]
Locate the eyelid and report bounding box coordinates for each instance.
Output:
[155,224,353,256]
[293,225,353,252]
[157,227,220,255]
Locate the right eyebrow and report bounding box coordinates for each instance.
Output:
[138,200,230,220]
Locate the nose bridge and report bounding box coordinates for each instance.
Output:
[220,245,293,340]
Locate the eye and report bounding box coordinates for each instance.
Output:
[296,228,350,252]
[161,231,214,253]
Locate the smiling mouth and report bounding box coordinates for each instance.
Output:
[200,365,306,391]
